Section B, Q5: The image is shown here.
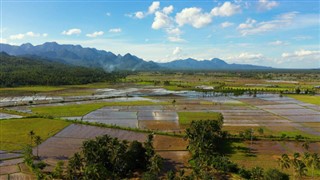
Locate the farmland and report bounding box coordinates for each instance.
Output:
[0,71,319,179]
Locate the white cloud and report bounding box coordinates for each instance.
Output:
[211,1,241,17]
[258,0,279,11]
[221,21,234,28]
[282,49,320,58]
[176,7,212,28]
[238,52,264,59]
[135,11,145,19]
[62,28,81,35]
[269,40,288,46]
[106,12,111,16]
[166,28,182,36]
[163,5,174,14]
[173,47,182,55]
[148,1,160,14]
[0,38,7,43]
[26,31,41,37]
[278,49,320,68]
[86,31,104,38]
[238,18,257,29]
[238,12,298,36]
[152,11,173,29]
[9,31,48,40]
[109,28,122,33]
[9,34,25,40]
[225,52,265,64]
[168,36,186,43]
[130,1,161,19]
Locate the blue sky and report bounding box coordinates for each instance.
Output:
[1,0,319,68]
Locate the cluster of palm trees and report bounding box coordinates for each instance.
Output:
[28,130,42,158]
[278,152,320,179]
[66,134,162,179]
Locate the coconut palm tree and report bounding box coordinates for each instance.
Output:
[278,154,290,170]
[28,130,35,146]
[34,135,42,158]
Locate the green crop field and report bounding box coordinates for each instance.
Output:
[31,101,167,117]
[287,94,320,105]
[0,118,71,151]
[178,112,221,125]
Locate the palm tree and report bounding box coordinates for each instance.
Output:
[278,154,290,170]
[308,153,320,177]
[302,141,310,151]
[28,130,35,146]
[291,153,307,179]
[34,135,42,158]
[149,154,163,174]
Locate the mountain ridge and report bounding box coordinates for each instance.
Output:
[0,42,272,71]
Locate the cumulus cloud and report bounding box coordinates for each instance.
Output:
[226,52,265,64]
[26,31,41,37]
[221,21,234,28]
[258,0,279,11]
[172,47,182,55]
[176,7,212,28]
[131,1,160,19]
[86,31,104,38]
[238,12,298,36]
[109,28,122,33]
[211,1,241,17]
[166,28,182,36]
[9,31,48,40]
[168,36,186,43]
[148,1,160,14]
[152,11,173,29]
[237,18,257,29]
[163,5,174,14]
[9,34,25,40]
[282,49,320,58]
[134,11,145,19]
[62,28,81,35]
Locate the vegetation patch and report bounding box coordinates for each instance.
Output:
[286,94,320,105]
[0,118,70,151]
[178,112,222,125]
[32,101,166,117]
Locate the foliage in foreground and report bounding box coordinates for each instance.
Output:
[66,134,162,179]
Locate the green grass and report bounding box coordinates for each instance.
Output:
[178,112,221,125]
[286,94,320,105]
[0,118,71,151]
[32,101,167,117]
[0,86,65,92]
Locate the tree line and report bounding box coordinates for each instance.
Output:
[0,52,125,87]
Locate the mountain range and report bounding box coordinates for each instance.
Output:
[0,42,272,71]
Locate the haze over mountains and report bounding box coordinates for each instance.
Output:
[0,42,272,71]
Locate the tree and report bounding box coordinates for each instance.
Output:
[291,153,307,178]
[251,166,264,180]
[53,161,64,179]
[278,154,290,170]
[302,140,310,151]
[148,154,163,175]
[185,119,225,159]
[304,153,320,177]
[257,128,264,136]
[34,135,42,158]
[264,168,289,180]
[29,130,35,146]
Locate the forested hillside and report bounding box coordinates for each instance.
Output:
[0,52,121,87]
